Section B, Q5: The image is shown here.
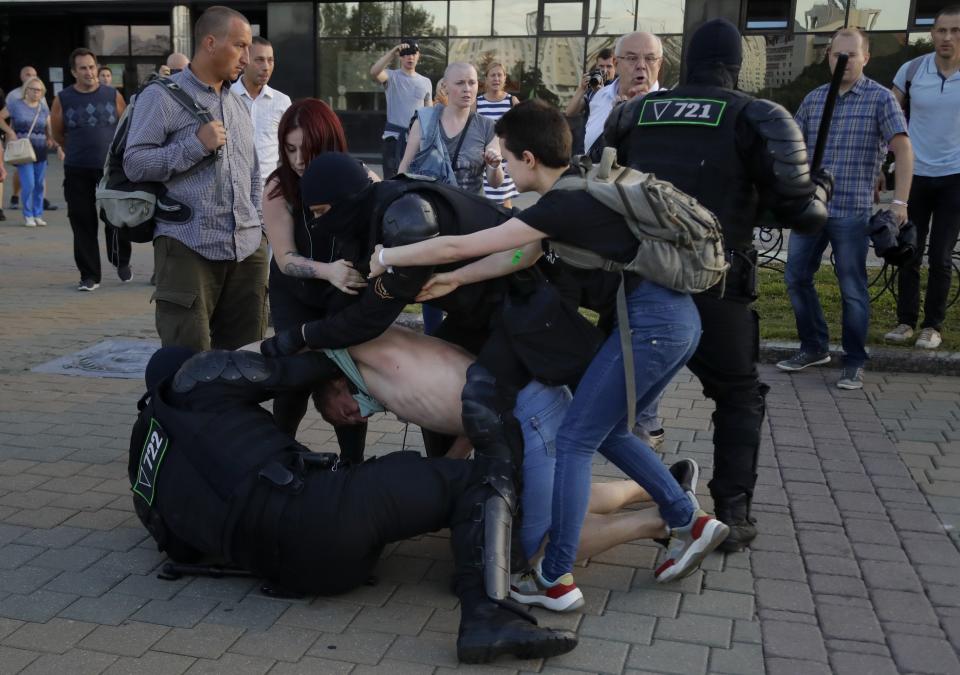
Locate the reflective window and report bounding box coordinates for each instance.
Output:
[494,0,538,36]
[587,0,634,34]
[131,26,171,56]
[537,36,584,104]
[357,1,401,37]
[136,63,158,88]
[794,0,848,32]
[448,37,535,94]
[745,0,791,30]
[586,35,616,64]
[86,26,129,56]
[659,34,683,89]
[636,1,685,34]
[847,0,910,32]
[318,2,359,37]
[404,1,446,36]
[542,2,585,32]
[739,34,827,111]
[915,0,944,26]
[450,0,492,36]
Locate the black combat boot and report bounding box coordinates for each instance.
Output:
[714,493,757,553]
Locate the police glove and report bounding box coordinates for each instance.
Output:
[260,325,306,358]
[812,168,835,203]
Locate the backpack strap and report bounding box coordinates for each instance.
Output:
[615,275,637,432]
[902,54,926,120]
[146,78,217,180]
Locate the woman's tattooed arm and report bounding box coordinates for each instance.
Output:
[282,251,320,279]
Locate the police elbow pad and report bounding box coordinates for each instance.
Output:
[382,193,439,247]
[745,99,816,200]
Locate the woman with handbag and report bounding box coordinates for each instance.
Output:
[7,77,55,227]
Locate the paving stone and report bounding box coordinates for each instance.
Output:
[732,619,762,645]
[0,565,60,594]
[817,603,885,643]
[915,563,960,587]
[350,602,434,637]
[803,554,863,578]
[152,623,245,660]
[60,590,149,625]
[204,596,291,632]
[765,657,832,675]
[860,560,924,592]
[757,608,818,625]
[18,648,119,675]
[102,649,196,675]
[887,633,960,675]
[0,543,44,569]
[541,634,629,673]
[680,589,755,620]
[132,596,219,628]
[825,638,890,656]
[762,620,827,662]
[3,617,97,655]
[626,638,709,674]
[43,567,129,597]
[755,578,815,613]
[177,576,258,603]
[579,610,655,645]
[871,588,941,625]
[351,658,436,674]
[269,657,353,674]
[607,588,681,618]
[112,573,191,601]
[0,645,41,673]
[307,629,396,665]
[807,574,868,598]
[750,551,806,581]
[884,620,947,638]
[829,651,899,675]
[78,528,148,552]
[709,642,763,674]
[78,621,171,657]
[0,589,78,622]
[228,625,320,663]
[275,599,361,633]
[655,614,732,648]
[29,545,106,572]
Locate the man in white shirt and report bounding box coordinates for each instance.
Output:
[231,36,292,181]
[583,31,663,158]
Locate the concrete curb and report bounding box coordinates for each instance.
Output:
[760,339,960,375]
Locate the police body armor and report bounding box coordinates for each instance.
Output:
[128,381,298,564]
[620,86,757,250]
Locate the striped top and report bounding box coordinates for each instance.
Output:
[477,94,519,202]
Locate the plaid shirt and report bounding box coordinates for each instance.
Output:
[123,67,262,261]
[795,76,907,218]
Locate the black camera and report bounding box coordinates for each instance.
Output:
[398,39,420,57]
[868,209,917,267]
[588,67,605,90]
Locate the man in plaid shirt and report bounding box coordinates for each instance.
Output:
[778,28,913,390]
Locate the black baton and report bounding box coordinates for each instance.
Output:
[810,53,848,172]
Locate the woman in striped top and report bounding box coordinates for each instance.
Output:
[477,62,520,207]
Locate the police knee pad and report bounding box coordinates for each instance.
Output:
[172,350,272,393]
[461,364,523,465]
[382,193,439,247]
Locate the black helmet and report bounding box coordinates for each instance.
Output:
[382,193,439,247]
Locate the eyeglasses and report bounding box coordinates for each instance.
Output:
[26,87,43,92]
[616,54,662,65]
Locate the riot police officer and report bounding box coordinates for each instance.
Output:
[131,346,577,663]
[605,18,831,551]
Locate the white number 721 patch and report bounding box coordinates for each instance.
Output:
[637,98,727,127]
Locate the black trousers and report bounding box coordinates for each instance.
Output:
[64,166,130,283]
[897,173,960,331]
[688,252,769,501]
[237,452,477,595]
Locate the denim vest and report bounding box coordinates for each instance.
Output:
[407,106,458,186]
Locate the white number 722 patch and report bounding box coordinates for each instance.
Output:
[637,98,727,128]
[133,418,169,506]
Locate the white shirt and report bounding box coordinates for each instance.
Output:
[230,80,292,180]
[583,78,660,153]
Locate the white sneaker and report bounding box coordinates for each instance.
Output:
[33,217,47,226]
[23,216,37,227]
[884,324,914,343]
[915,327,942,350]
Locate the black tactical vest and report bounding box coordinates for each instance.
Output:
[622,85,757,249]
[128,383,299,562]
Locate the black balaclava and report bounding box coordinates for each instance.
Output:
[145,347,197,392]
[685,18,743,89]
[300,152,375,238]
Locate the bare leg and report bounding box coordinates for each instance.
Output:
[445,436,474,459]
[529,506,667,563]
[587,480,651,514]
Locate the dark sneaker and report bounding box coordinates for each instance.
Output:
[714,493,757,553]
[77,279,99,292]
[43,198,57,211]
[0,209,6,221]
[118,265,133,283]
[655,459,701,548]
[836,366,864,390]
[776,351,830,372]
[9,195,18,209]
[509,562,584,612]
[655,510,729,583]
[635,426,666,450]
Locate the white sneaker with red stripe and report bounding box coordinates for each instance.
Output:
[509,561,585,612]
[655,509,729,584]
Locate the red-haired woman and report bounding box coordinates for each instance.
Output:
[263,99,377,461]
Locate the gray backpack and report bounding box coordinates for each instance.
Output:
[546,147,729,429]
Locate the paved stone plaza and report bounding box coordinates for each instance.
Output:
[1,163,959,674]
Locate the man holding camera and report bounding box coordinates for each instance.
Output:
[778,28,912,391]
[371,40,433,179]
[583,32,662,160]
[564,48,614,155]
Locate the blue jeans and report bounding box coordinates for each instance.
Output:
[422,305,444,336]
[17,160,46,218]
[785,211,870,368]
[515,381,572,560]
[541,281,701,580]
